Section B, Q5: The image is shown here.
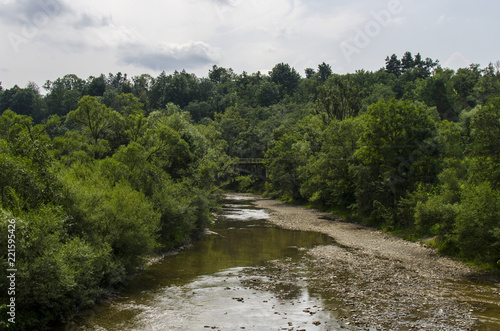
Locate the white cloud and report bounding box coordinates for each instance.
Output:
[443,52,471,69]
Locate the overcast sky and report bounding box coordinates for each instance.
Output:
[1,0,499,89]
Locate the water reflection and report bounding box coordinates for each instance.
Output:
[67,195,336,330]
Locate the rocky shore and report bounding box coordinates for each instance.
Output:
[251,195,499,330]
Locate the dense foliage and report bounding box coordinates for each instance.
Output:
[1,52,500,328]
[0,87,232,329]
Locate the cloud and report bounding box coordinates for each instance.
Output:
[210,0,242,6]
[121,41,221,71]
[73,12,113,29]
[443,52,471,69]
[0,0,70,25]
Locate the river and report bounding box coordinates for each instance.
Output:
[61,194,500,330]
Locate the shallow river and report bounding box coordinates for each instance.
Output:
[62,194,499,330]
[64,195,344,330]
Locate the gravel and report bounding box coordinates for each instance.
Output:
[250,195,491,330]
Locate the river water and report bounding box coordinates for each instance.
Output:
[64,194,342,330]
[62,194,500,330]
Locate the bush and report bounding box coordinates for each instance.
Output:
[0,207,115,330]
[453,182,500,266]
[153,180,211,249]
[60,162,159,271]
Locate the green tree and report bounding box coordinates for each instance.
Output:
[43,74,86,117]
[416,68,459,121]
[304,68,316,79]
[467,97,500,187]
[60,163,159,271]
[300,117,360,208]
[452,64,481,109]
[385,54,401,77]
[315,75,361,122]
[401,51,415,73]
[352,99,440,222]
[318,62,333,81]
[256,81,280,107]
[68,96,121,145]
[86,74,107,97]
[453,182,500,266]
[269,63,301,97]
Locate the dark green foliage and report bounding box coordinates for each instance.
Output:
[315,75,362,122]
[385,54,401,77]
[299,117,360,208]
[317,62,333,82]
[352,99,440,221]
[0,207,117,328]
[0,85,231,329]
[269,63,301,97]
[0,85,45,122]
[467,97,500,186]
[256,81,281,107]
[454,183,500,264]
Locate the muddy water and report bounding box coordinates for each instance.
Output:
[64,195,341,330]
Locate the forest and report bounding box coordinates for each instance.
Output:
[1,51,500,329]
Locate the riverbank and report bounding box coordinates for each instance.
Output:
[250,194,500,330]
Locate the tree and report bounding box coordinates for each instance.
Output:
[385,54,401,77]
[68,96,120,144]
[209,65,231,84]
[315,75,361,122]
[467,97,500,187]
[352,99,440,221]
[318,62,332,81]
[86,74,107,96]
[300,117,360,208]
[269,63,301,96]
[43,74,86,117]
[0,85,45,122]
[416,68,458,121]
[256,81,280,107]
[305,68,316,79]
[265,126,309,201]
[213,107,248,157]
[453,182,500,265]
[401,51,415,73]
[452,64,481,109]
[474,62,500,104]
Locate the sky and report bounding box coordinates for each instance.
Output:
[1,0,499,90]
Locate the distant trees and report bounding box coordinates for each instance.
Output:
[385,51,439,78]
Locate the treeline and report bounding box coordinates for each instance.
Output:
[1,51,500,328]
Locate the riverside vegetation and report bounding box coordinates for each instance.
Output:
[1,52,500,329]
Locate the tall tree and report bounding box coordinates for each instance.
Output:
[315,75,361,122]
[269,63,301,97]
[352,99,440,221]
[401,51,415,73]
[385,54,401,77]
[318,62,333,81]
[68,96,120,144]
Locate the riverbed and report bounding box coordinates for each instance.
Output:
[63,194,500,330]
